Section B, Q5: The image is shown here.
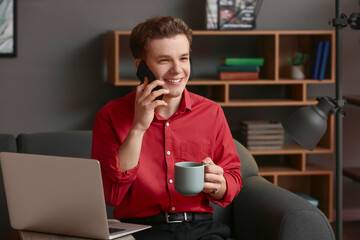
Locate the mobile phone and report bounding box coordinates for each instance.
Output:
[136,61,163,100]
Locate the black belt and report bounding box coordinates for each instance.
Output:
[122,212,213,224]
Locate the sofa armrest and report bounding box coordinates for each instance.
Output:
[232,176,334,240]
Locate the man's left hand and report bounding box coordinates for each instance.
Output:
[202,157,227,199]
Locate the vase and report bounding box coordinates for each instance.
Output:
[291,65,305,79]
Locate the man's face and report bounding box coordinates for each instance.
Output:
[143,34,191,101]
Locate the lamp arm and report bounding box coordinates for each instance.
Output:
[328,98,347,116]
[331,12,360,30]
[331,13,349,28]
[315,96,347,116]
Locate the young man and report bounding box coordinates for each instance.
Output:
[92,16,242,240]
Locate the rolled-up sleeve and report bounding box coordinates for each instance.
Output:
[91,106,138,206]
[207,106,242,207]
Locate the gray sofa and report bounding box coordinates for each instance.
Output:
[0,134,17,240]
[0,131,335,239]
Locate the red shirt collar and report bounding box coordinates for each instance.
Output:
[180,88,193,113]
[154,88,192,121]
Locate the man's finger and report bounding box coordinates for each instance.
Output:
[202,157,214,165]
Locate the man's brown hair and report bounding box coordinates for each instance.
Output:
[129,16,192,59]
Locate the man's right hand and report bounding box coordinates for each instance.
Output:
[132,77,169,133]
[117,78,168,172]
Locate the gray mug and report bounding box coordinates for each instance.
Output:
[175,161,207,196]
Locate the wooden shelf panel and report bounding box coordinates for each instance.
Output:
[112,30,334,36]
[259,166,300,175]
[113,79,138,86]
[250,143,332,155]
[221,99,317,107]
[112,79,335,86]
[259,165,333,176]
[192,30,276,36]
[345,95,360,106]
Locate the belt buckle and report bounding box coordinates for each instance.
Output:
[165,212,186,223]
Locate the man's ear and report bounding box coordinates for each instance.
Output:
[134,59,142,69]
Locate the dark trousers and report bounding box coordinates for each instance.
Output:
[132,220,230,240]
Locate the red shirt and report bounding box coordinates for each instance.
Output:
[91,89,242,219]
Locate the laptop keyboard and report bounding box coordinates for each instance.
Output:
[109,227,125,234]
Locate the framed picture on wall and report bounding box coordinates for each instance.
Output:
[0,0,16,57]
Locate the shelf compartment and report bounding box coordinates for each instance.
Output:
[278,31,335,81]
[228,84,305,104]
[256,154,306,172]
[277,171,333,221]
[187,85,227,103]
[261,175,276,185]
[106,32,136,84]
[191,33,276,80]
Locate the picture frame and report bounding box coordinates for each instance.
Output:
[0,0,16,57]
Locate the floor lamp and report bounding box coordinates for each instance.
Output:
[282,1,360,239]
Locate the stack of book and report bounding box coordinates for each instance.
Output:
[239,120,284,150]
[310,40,330,80]
[218,58,264,80]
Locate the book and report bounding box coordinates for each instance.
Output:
[219,71,259,80]
[241,120,283,129]
[243,129,285,135]
[220,58,264,66]
[246,140,284,146]
[247,145,283,151]
[217,64,260,72]
[312,41,323,79]
[205,0,218,30]
[218,0,263,30]
[240,134,284,141]
[318,40,330,80]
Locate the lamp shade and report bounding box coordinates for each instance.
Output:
[282,97,335,150]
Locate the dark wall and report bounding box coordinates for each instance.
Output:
[1,0,360,220]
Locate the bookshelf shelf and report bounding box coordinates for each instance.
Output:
[105,29,335,221]
[112,79,335,86]
[251,143,334,156]
[223,99,311,107]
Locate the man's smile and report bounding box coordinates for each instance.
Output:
[165,78,183,84]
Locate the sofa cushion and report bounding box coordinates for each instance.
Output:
[17,131,92,158]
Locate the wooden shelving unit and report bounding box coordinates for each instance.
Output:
[343,95,360,183]
[105,30,335,221]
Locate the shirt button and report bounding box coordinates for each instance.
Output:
[167,151,171,155]
[169,179,173,184]
[171,207,176,211]
[166,122,170,127]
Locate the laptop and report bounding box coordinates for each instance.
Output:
[0,152,151,239]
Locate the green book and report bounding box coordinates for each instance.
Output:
[220,58,264,66]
